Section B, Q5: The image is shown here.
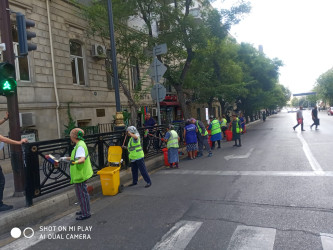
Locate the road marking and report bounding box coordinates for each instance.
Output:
[320,233,333,250]
[152,220,202,250]
[227,225,276,250]
[159,170,333,177]
[2,214,75,250]
[297,132,323,172]
[224,148,255,161]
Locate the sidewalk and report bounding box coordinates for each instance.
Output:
[0,155,164,237]
[0,116,265,238]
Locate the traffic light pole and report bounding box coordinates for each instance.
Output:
[0,0,25,196]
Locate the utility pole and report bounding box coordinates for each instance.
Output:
[0,0,25,196]
[107,0,124,130]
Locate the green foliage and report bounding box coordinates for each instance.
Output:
[64,103,76,136]
[316,68,333,105]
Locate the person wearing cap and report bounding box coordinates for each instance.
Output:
[231,114,242,147]
[163,124,180,168]
[191,118,212,157]
[59,128,93,220]
[208,115,222,150]
[122,126,151,188]
[293,106,305,131]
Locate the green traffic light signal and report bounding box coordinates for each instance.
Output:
[0,63,17,96]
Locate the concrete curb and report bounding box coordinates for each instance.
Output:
[0,155,164,236]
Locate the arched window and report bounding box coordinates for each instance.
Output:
[70,40,85,85]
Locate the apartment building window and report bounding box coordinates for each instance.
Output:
[130,57,140,90]
[70,40,85,85]
[105,49,114,90]
[12,28,30,81]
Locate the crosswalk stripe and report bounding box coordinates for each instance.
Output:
[320,233,333,250]
[227,225,276,250]
[152,220,202,250]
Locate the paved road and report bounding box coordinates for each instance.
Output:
[3,110,333,250]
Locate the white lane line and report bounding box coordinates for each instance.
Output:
[2,213,75,250]
[159,170,333,177]
[297,132,323,172]
[320,233,333,250]
[224,148,255,161]
[227,225,276,250]
[152,220,202,250]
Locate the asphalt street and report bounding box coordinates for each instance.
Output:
[3,110,333,250]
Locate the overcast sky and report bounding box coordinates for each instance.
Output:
[212,0,333,95]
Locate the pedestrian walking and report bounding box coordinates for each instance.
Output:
[310,106,319,130]
[262,110,266,122]
[0,112,28,212]
[220,115,228,139]
[231,114,242,147]
[122,126,152,188]
[163,124,180,168]
[191,118,212,157]
[59,128,93,220]
[293,106,305,131]
[208,115,222,149]
[184,119,198,160]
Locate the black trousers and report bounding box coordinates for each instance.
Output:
[293,121,304,130]
[0,166,5,205]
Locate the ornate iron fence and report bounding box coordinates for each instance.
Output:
[23,124,184,206]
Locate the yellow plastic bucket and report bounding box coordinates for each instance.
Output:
[97,166,120,196]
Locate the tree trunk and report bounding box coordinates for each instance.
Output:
[173,84,190,119]
[119,80,139,126]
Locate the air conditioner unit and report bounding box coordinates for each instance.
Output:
[152,108,157,117]
[19,112,36,127]
[92,44,106,58]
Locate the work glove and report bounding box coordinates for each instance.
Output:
[59,157,68,162]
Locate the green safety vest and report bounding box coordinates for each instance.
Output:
[220,118,227,127]
[235,118,243,134]
[128,137,144,161]
[70,140,93,184]
[167,130,179,149]
[196,121,208,136]
[211,119,221,135]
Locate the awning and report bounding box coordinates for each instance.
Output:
[160,101,180,106]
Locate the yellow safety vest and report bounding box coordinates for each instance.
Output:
[211,119,221,135]
[220,118,227,127]
[128,137,144,161]
[167,130,179,149]
[196,121,208,136]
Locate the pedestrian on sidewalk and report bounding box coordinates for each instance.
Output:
[239,113,246,133]
[310,106,319,130]
[208,115,222,149]
[293,106,305,131]
[60,128,93,220]
[0,112,28,212]
[122,126,152,188]
[231,114,242,147]
[184,119,198,160]
[163,124,180,168]
[191,118,212,157]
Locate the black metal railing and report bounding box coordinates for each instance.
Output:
[23,124,184,206]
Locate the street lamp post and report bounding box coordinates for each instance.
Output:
[107,0,124,130]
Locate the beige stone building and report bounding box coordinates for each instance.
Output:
[0,0,155,141]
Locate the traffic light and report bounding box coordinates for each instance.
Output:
[0,63,17,96]
[16,12,37,56]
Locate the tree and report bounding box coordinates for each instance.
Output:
[315,68,333,105]
[75,0,251,119]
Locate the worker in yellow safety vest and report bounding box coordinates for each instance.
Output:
[208,115,222,150]
[163,124,180,168]
[231,114,242,147]
[220,115,228,139]
[191,118,212,157]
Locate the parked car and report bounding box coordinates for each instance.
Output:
[328,107,333,115]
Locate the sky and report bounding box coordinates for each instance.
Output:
[212,0,333,95]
